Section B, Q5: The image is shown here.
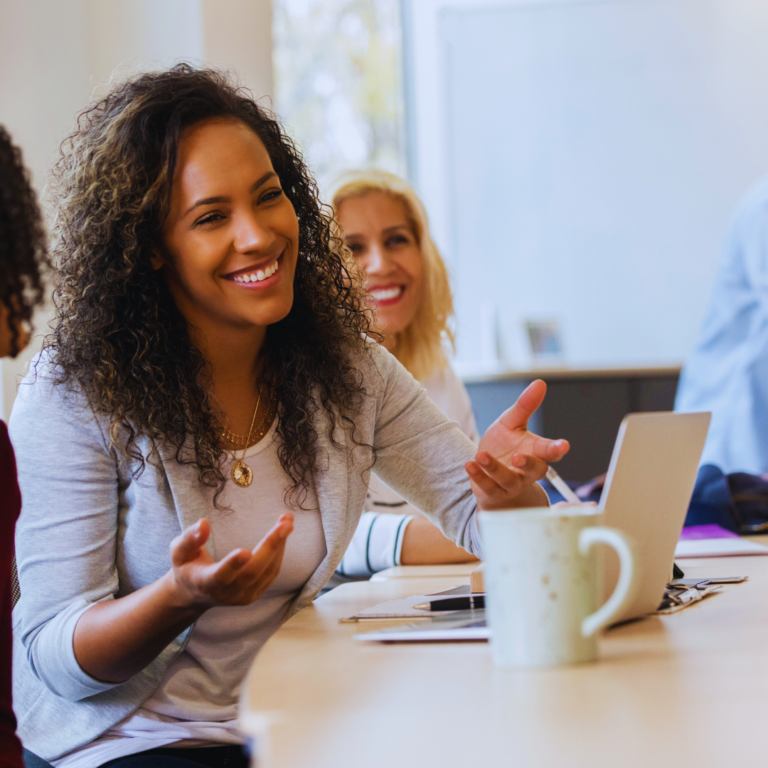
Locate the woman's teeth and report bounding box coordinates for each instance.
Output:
[233,261,279,283]
[370,286,403,302]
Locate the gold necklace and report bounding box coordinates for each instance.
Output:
[222,387,277,446]
[230,387,263,489]
[221,391,277,448]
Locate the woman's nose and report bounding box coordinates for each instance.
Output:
[234,210,276,252]
[362,244,393,276]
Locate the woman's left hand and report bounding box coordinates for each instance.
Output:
[467,379,569,510]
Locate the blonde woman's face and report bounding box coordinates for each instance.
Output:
[338,192,424,338]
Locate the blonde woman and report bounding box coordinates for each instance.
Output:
[332,170,480,575]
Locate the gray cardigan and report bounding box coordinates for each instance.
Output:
[10,343,483,760]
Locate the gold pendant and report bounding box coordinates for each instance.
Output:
[231,460,253,488]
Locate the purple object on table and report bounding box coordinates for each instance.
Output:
[679,524,739,541]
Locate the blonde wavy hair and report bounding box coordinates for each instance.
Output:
[332,170,454,382]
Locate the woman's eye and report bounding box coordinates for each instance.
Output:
[346,242,363,255]
[194,212,225,227]
[387,235,409,247]
[261,188,284,203]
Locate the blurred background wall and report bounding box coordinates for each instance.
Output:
[404,0,768,372]
[3,0,768,431]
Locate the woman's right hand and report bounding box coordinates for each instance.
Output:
[168,514,294,609]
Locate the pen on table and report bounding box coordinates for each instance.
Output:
[545,466,582,505]
[413,595,485,612]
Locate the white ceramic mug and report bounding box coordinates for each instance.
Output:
[479,506,640,667]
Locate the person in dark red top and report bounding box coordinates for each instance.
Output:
[0,125,49,768]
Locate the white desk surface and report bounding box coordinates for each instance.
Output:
[241,555,768,768]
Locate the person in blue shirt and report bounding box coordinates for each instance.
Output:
[676,175,768,474]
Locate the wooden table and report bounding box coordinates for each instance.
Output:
[241,555,768,768]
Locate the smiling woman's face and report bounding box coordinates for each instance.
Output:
[159,118,299,339]
[337,191,424,339]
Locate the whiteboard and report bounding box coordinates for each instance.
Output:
[403,0,768,367]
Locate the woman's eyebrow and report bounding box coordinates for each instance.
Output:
[382,224,410,234]
[183,171,278,217]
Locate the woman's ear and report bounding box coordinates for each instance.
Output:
[150,251,165,271]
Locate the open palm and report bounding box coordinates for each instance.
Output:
[467,380,569,510]
[170,514,293,609]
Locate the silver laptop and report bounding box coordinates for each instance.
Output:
[600,411,710,622]
[355,411,711,642]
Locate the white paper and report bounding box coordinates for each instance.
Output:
[354,618,490,643]
[674,537,768,558]
[339,585,473,622]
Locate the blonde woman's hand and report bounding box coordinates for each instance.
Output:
[169,514,294,609]
[467,380,569,510]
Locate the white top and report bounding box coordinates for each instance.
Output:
[54,422,326,768]
[337,364,479,577]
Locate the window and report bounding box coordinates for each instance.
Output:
[273,0,407,192]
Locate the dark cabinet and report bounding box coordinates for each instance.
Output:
[464,367,680,483]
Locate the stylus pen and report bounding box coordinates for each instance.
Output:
[545,466,583,505]
[413,596,485,612]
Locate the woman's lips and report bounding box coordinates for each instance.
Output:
[368,285,404,307]
[224,254,282,290]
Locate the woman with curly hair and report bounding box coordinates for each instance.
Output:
[11,65,567,768]
[0,125,49,768]
[332,170,480,575]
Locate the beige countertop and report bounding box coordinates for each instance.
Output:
[241,553,768,768]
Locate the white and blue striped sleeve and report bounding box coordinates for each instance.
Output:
[336,512,416,577]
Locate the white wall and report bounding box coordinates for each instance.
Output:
[88,0,205,85]
[0,0,274,420]
[403,0,768,371]
[0,1,94,191]
[202,0,274,108]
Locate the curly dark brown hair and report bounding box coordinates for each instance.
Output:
[0,126,48,357]
[44,64,377,506]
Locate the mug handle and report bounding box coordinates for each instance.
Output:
[578,526,640,638]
